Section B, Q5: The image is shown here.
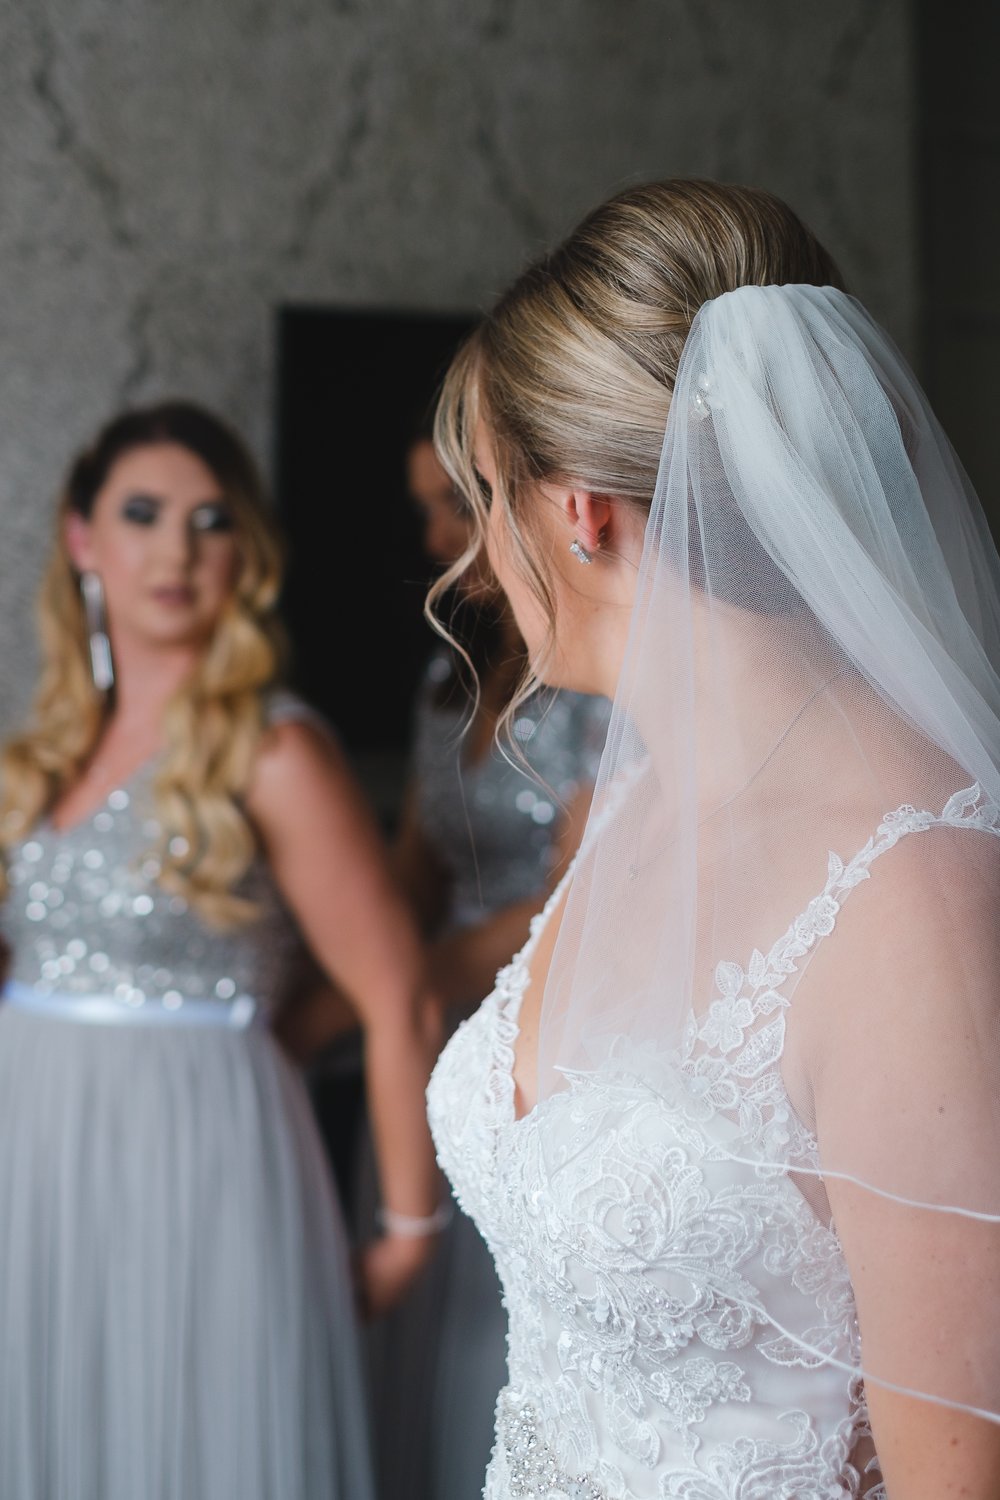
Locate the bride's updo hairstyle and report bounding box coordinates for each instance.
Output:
[433,179,844,711]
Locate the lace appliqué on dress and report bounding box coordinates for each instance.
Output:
[429,787,998,1500]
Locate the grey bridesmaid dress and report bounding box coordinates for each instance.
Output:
[0,718,374,1500]
[367,652,610,1500]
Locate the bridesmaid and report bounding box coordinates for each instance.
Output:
[366,431,609,1500]
[0,400,442,1500]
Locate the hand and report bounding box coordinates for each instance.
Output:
[357,1231,440,1320]
[427,931,464,997]
[272,983,359,1066]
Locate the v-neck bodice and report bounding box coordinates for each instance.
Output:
[2,749,306,1021]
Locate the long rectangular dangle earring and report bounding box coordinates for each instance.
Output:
[569,538,593,565]
[80,570,114,693]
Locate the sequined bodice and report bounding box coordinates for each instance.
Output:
[1,759,305,1019]
[427,788,999,1499]
[413,654,609,926]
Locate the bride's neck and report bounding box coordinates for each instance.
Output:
[634,601,844,821]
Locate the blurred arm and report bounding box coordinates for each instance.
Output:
[248,719,444,1313]
[271,963,360,1064]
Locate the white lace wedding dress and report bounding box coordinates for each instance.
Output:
[427,788,998,1499]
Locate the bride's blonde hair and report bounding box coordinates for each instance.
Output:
[432,179,844,726]
[0,401,286,927]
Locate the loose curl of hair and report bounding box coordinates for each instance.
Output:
[431,179,845,733]
[0,400,287,928]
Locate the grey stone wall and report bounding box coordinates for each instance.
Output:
[0,0,915,733]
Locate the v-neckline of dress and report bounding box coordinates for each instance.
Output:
[492,859,578,1129]
[44,752,159,838]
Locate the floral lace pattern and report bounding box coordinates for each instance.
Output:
[427,787,997,1499]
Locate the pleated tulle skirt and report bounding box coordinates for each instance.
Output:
[0,1006,374,1500]
[358,1126,508,1500]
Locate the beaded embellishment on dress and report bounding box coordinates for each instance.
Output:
[496,1391,608,1499]
[0,758,305,1020]
[428,787,998,1499]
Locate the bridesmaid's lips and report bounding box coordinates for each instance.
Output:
[150,586,196,606]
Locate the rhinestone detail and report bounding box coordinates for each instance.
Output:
[497,1391,607,1500]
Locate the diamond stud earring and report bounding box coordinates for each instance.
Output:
[569,539,593,566]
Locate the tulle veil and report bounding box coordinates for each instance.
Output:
[536,284,1000,1422]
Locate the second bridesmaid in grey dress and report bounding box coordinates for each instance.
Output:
[367,434,609,1500]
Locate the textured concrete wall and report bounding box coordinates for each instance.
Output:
[0,0,915,732]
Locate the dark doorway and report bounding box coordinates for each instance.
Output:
[916,0,1000,524]
[274,307,477,1220]
[274,305,476,827]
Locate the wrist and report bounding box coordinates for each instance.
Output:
[376,1202,453,1238]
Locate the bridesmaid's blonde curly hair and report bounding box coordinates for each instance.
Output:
[0,401,287,928]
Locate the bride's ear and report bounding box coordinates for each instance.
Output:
[563,489,614,556]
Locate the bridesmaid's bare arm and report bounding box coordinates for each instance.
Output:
[248,719,444,1314]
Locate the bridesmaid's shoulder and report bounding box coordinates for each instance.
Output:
[261,687,336,739]
[250,690,351,817]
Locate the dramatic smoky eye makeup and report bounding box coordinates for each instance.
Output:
[117,494,234,533]
[120,492,161,525]
[190,501,235,533]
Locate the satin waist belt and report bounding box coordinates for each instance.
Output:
[1,979,261,1030]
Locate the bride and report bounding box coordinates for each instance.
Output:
[426,179,1000,1498]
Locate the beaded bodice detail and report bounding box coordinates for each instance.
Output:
[427,787,999,1499]
[1,725,311,1021]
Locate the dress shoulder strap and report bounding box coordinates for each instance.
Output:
[752,783,1000,1005]
[681,784,1000,1167]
